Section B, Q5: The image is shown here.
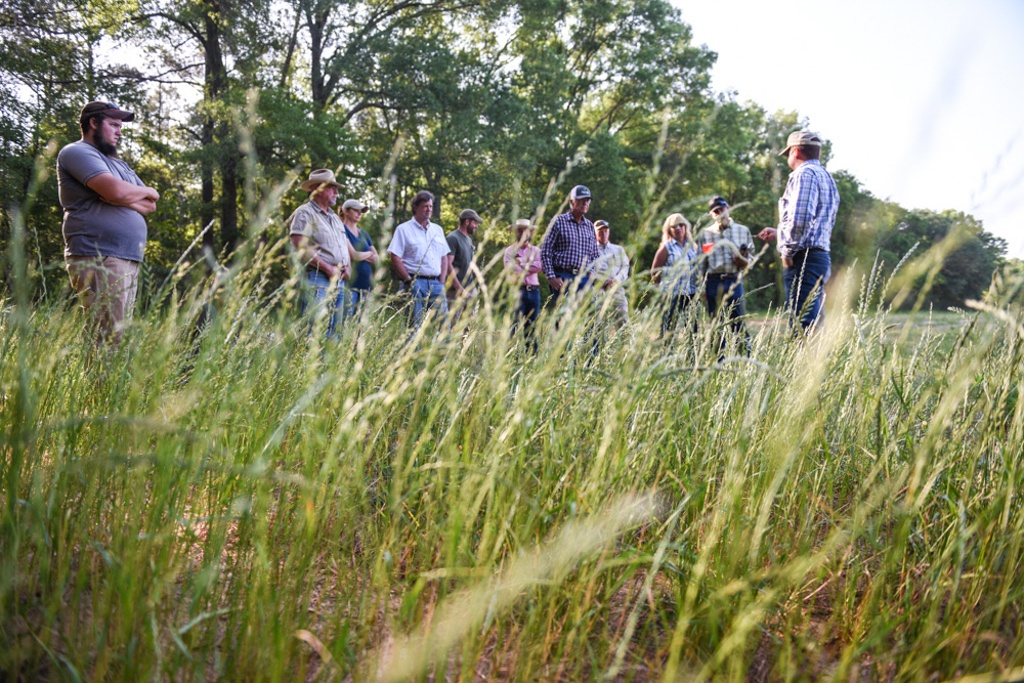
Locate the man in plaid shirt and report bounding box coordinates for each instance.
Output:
[758,130,840,330]
[698,196,753,356]
[540,185,600,303]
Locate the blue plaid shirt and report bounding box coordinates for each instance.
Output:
[540,211,600,278]
[777,159,840,258]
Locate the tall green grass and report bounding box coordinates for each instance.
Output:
[2,215,1024,681]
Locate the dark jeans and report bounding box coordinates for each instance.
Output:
[784,248,831,330]
[512,286,542,352]
[661,293,696,337]
[549,269,591,307]
[551,269,598,356]
[705,274,750,357]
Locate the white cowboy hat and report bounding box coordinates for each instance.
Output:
[300,168,343,193]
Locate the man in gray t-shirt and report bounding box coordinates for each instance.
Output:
[445,209,481,319]
[57,101,160,343]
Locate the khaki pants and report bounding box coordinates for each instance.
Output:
[67,255,140,343]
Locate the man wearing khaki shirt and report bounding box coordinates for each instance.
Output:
[288,168,372,339]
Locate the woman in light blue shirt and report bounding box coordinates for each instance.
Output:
[651,213,699,337]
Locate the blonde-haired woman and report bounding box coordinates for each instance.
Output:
[651,213,699,336]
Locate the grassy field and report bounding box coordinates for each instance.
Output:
[2,232,1024,681]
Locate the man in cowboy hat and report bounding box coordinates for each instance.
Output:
[504,218,543,350]
[57,101,161,344]
[757,130,840,330]
[287,168,374,339]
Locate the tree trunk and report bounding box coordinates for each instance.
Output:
[201,6,239,252]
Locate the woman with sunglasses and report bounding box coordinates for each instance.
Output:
[651,213,699,337]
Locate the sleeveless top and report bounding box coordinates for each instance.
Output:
[662,239,698,296]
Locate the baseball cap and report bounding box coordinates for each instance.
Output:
[459,209,482,222]
[708,196,729,211]
[569,185,592,201]
[594,220,610,230]
[342,199,368,211]
[80,101,135,123]
[780,130,823,156]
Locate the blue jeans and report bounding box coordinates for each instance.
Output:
[408,277,448,327]
[705,274,750,356]
[346,287,370,319]
[302,270,346,339]
[512,286,542,352]
[784,249,831,330]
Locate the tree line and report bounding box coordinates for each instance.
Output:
[0,0,1008,311]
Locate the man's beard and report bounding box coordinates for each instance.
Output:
[94,124,118,157]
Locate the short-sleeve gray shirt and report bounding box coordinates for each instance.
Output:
[57,141,148,261]
[446,229,475,287]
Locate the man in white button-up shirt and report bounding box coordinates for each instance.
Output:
[387,190,451,327]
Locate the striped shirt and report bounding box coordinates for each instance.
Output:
[777,159,840,258]
[661,239,698,297]
[540,212,600,278]
[697,220,753,275]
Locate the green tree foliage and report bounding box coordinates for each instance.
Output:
[0,0,1007,310]
[875,208,1006,310]
[0,0,147,292]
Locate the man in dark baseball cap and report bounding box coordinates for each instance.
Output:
[58,100,159,344]
[446,208,483,321]
[540,184,599,301]
[569,185,592,201]
[698,195,754,357]
[80,101,136,124]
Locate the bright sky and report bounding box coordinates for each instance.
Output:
[676,0,1024,259]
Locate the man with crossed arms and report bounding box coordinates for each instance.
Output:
[58,101,160,344]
